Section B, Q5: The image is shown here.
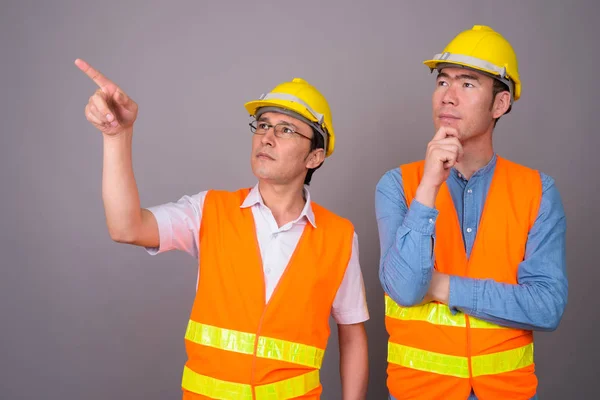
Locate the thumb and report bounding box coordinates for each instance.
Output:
[114,89,134,111]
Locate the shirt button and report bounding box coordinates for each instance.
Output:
[458,173,462,178]
[429,218,434,224]
[467,189,473,194]
[466,228,473,233]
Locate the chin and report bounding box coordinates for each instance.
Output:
[251,166,275,181]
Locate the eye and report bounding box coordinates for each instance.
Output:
[437,80,448,87]
[281,126,295,134]
[258,122,270,130]
[463,82,475,88]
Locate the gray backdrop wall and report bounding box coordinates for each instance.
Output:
[1,0,598,398]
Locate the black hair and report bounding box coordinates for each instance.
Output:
[492,79,512,127]
[304,128,326,185]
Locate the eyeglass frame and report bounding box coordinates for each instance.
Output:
[249,120,313,142]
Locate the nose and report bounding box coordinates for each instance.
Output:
[441,83,458,106]
[260,126,276,147]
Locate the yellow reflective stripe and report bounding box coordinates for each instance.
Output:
[385,296,464,327]
[469,316,508,329]
[388,343,534,378]
[385,296,505,329]
[388,342,470,378]
[185,320,255,355]
[255,370,320,400]
[182,367,319,400]
[182,366,252,400]
[256,336,324,368]
[185,320,324,368]
[472,343,534,377]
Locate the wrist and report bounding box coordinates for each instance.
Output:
[103,126,134,140]
[102,127,134,158]
[415,182,440,209]
[431,271,450,304]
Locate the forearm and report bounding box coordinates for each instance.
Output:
[338,323,368,400]
[376,170,439,306]
[449,276,567,331]
[101,128,143,241]
[379,201,437,306]
[445,176,568,331]
[380,231,433,306]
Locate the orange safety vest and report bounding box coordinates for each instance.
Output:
[181,188,354,400]
[385,156,542,400]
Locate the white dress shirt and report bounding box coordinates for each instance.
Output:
[146,184,369,325]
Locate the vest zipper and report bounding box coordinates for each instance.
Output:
[465,315,474,387]
[251,311,267,400]
[249,226,266,400]
[250,260,298,399]
[249,223,309,400]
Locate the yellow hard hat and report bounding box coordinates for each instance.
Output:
[244,78,336,157]
[424,25,521,101]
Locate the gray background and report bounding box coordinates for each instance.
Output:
[1,0,598,399]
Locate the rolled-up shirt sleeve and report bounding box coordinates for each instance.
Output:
[144,191,207,258]
[332,232,370,325]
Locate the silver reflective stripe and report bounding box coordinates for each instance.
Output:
[432,52,515,102]
[259,92,325,124]
[433,52,507,78]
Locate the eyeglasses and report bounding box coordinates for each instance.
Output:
[249,121,312,142]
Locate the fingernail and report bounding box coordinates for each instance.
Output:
[111,121,118,127]
[106,114,114,122]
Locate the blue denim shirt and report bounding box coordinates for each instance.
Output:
[377,154,567,400]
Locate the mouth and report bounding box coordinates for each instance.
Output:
[256,152,275,160]
[438,114,460,125]
[438,113,460,120]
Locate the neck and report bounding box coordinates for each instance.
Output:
[257,180,307,227]
[455,131,494,180]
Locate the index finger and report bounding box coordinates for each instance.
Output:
[433,126,459,140]
[74,58,117,92]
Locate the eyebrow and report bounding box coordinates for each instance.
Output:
[257,116,298,130]
[437,72,480,82]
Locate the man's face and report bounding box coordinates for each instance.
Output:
[250,112,323,185]
[432,67,500,141]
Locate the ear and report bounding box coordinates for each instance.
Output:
[306,148,325,169]
[492,91,511,119]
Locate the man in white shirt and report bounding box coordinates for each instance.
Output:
[75,58,369,399]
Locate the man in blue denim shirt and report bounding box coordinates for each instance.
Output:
[376,26,567,399]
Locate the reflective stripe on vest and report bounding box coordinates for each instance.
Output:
[385,295,507,329]
[182,366,320,400]
[388,342,534,378]
[185,320,325,369]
